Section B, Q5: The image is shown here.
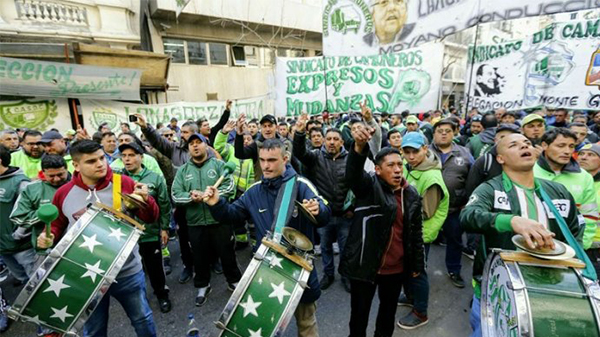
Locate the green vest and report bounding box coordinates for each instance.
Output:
[214,132,255,196]
[10,150,41,179]
[407,167,449,243]
[0,169,32,254]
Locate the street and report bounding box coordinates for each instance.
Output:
[2,240,473,337]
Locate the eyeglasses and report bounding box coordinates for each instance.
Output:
[435,129,453,135]
[163,134,174,138]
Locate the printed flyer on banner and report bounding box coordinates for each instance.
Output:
[321,0,600,56]
[465,18,600,112]
[80,96,271,133]
[275,42,443,117]
[0,98,72,132]
[0,57,142,101]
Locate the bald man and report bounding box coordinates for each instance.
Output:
[460,133,584,337]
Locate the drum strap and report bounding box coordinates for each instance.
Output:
[539,185,597,281]
[270,176,298,243]
[113,173,122,211]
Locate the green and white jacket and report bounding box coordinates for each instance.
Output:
[0,167,31,254]
[172,156,234,226]
[460,173,584,298]
[119,166,171,243]
[9,179,63,250]
[533,155,598,249]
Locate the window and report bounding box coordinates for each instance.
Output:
[263,48,275,66]
[188,41,207,65]
[163,38,185,63]
[232,46,246,66]
[245,46,259,67]
[209,43,228,65]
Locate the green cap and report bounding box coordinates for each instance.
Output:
[521,114,544,126]
[406,115,419,124]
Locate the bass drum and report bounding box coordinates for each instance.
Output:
[481,250,600,337]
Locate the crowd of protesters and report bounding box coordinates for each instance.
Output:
[1,102,600,337]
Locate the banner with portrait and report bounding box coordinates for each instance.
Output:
[465,18,600,112]
[79,96,271,133]
[321,0,600,56]
[275,42,444,117]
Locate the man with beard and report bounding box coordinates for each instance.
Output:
[171,133,240,306]
[205,138,330,337]
[534,128,598,252]
[0,130,19,152]
[461,133,584,337]
[294,114,352,293]
[37,139,160,337]
[10,155,71,252]
[363,0,414,46]
[474,64,504,97]
[521,113,546,146]
[39,130,74,173]
[10,130,43,179]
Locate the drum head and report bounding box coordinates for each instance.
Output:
[294,201,317,224]
[511,235,567,256]
[282,227,313,252]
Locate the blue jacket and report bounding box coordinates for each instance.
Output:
[209,164,331,303]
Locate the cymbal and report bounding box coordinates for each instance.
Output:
[119,192,148,210]
[282,227,314,252]
[512,234,567,256]
[294,200,317,224]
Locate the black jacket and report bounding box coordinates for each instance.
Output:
[339,143,425,282]
[430,143,474,212]
[293,131,349,215]
[464,145,503,198]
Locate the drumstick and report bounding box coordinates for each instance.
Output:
[203,162,236,202]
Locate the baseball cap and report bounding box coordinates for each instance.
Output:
[580,143,600,157]
[188,133,208,144]
[496,123,521,134]
[39,130,63,143]
[64,129,76,137]
[521,114,544,127]
[259,114,277,125]
[401,132,426,149]
[118,142,144,155]
[406,115,419,124]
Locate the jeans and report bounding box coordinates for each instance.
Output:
[404,244,430,315]
[470,295,482,337]
[443,212,463,274]
[84,270,156,337]
[349,273,405,337]
[318,216,351,277]
[1,248,37,282]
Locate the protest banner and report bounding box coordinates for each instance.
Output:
[0,57,142,101]
[0,98,72,132]
[321,0,600,56]
[465,18,600,112]
[80,96,272,133]
[275,42,443,117]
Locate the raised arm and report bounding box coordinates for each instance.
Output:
[135,114,176,159]
[209,100,232,145]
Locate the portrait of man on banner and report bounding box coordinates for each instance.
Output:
[474,64,505,98]
[363,0,414,46]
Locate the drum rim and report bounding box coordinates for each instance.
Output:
[215,242,311,337]
[481,249,534,337]
[8,204,144,334]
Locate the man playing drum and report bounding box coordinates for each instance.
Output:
[204,138,331,337]
[37,140,160,337]
[460,133,585,337]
